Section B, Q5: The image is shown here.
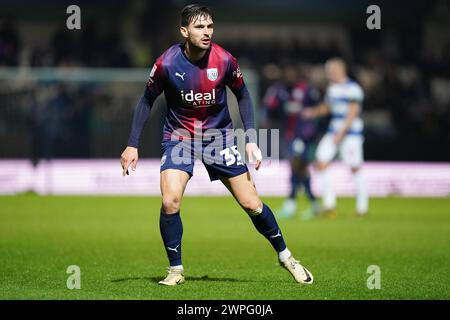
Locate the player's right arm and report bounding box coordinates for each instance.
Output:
[301,86,331,119]
[301,102,330,119]
[121,59,166,176]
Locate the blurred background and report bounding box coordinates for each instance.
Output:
[0,0,449,195]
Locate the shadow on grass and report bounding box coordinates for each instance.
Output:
[111,275,253,283]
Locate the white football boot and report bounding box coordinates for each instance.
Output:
[158,267,185,286]
[279,255,314,284]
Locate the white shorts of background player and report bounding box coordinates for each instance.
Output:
[316,133,364,168]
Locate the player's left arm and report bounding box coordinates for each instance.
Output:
[226,56,262,170]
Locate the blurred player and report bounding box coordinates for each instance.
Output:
[302,58,368,217]
[262,66,324,220]
[120,4,313,286]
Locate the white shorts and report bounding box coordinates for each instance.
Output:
[316,133,364,168]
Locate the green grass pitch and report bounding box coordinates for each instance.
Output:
[0,195,449,300]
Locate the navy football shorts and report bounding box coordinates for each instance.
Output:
[160,140,249,181]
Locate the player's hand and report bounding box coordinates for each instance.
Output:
[246,143,262,171]
[333,131,345,145]
[120,146,138,176]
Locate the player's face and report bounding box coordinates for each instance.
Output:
[181,15,214,50]
[325,62,345,83]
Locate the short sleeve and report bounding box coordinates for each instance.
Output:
[347,83,364,103]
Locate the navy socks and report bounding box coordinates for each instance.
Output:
[248,203,287,252]
[289,173,300,199]
[159,209,183,266]
[290,171,316,202]
[301,176,316,202]
[160,203,288,266]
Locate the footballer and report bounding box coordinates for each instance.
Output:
[302,58,369,216]
[120,4,313,285]
[262,66,324,220]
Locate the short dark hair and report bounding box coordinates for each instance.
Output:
[180,4,214,27]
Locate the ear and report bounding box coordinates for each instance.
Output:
[180,26,188,39]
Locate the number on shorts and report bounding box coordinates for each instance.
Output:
[220,146,243,166]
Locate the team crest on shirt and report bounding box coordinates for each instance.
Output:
[207,68,218,81]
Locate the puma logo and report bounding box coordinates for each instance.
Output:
[167,245,180,253]
[175,72,185,81]
[269,230,281,239]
